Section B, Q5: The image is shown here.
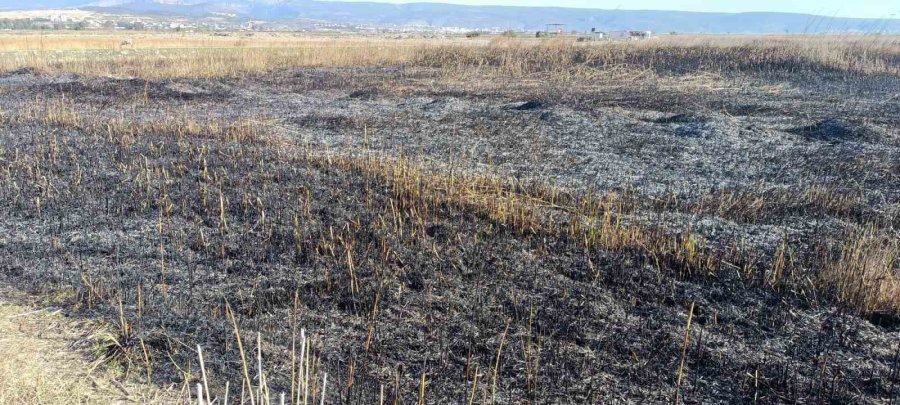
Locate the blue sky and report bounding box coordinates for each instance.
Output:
[334,0,900,19]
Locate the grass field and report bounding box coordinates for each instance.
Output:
[1,31,898,78]
[0,31,898,403]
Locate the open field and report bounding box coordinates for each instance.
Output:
[2,31,898,77]
[0,31,898,403]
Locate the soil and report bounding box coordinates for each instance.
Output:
[0,66,898,403]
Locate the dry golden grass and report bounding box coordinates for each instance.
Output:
[420,35,900,77]
[820,228,900,315]
[1,46,416,79]
[0,287,175,404]
[0,31,896,79]
[16,95,269,144]
[684,184,870,224]
[0,31,469,78]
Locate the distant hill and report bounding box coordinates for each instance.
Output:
[4,0,900,33]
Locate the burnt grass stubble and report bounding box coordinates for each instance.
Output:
[0,63,898,403]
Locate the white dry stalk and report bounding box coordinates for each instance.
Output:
[297,329,307,405]
[320,373,328,405]
[491,322,510,405]
[468,365,480,405]
[224,381,230,405]
[291,325,297,405]
[257,332,264,405]
[197,383,204,405]
[226,305,254,405]
[197,345,212,405]
[303,334,310,405]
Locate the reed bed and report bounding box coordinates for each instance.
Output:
[0,32,897,79]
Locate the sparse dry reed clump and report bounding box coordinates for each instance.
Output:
[14,96,269,144]
[820,227,900,315]
[679,183,872,225]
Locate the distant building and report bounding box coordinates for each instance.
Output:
[608,30,653,40]
[545,23,566,36]
[577,28,605,42]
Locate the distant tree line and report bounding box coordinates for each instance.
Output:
[0,18,146,31]
[0,18,59,30]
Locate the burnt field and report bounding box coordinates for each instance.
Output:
[0,35,899,403]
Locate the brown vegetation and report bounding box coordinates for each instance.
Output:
[1,32,897,78]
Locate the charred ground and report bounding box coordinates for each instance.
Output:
[0,38,899,403]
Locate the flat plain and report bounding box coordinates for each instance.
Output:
[0,31,898,403]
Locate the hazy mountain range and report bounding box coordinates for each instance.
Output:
[5,0,900,33]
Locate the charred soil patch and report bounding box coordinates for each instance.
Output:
[0,60,898,404]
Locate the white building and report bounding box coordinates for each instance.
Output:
[608,30,653,40]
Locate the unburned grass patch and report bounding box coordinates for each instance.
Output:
[819,228,900,317]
